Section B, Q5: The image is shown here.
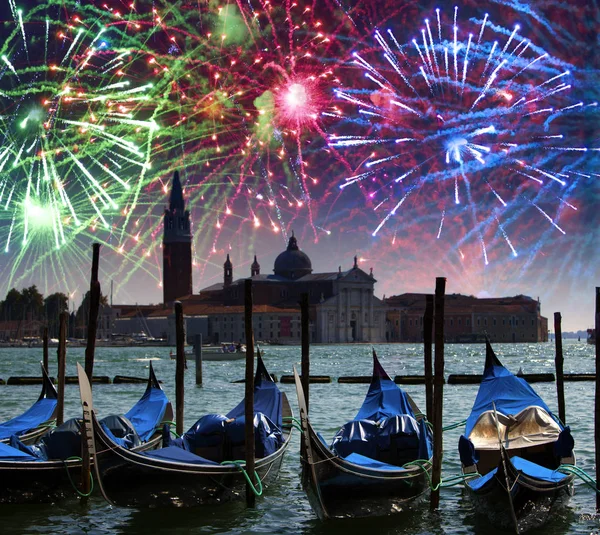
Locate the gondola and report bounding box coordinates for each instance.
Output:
[80,354,293,508]
[294,349,433,519]
[0,363,58,445]
[459,340,575,533]
[0,362,172,503]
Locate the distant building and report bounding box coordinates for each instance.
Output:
[386,293,548,343]
[194,234,387,344]
[106,171,550,345]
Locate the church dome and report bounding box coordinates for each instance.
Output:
[273,234,312,279]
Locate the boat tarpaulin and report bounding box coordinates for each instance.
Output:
[343,452,408,471]
[329,351,432,468]
[143,446,219,465]
[226,356,282,427]
[355,354,414,422]
[331,415,421,466]
[0,398,57,441]
[0,441,40,462]
[124,365,169,442]
[465,341,558,440]
[468,455,569,491]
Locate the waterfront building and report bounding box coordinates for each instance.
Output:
[385,293,548,343]
[107,172,549,345]
[192,235,387,344]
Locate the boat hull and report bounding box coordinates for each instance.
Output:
[92,409,292,507]
[0,433,162,504]
[464,459,574,533]
[302,424,430,519]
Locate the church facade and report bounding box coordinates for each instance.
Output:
[195,235,388,343]
[160,172,387,344]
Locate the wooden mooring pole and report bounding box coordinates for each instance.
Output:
[56,311,68,427]
[174,301,185,437]
[194,334,203,386]
[42,327,49,374]
[430,277,446,511]
[84,243,101,384]
[424,294,434,422]
[300,293,310,414]
[595,287,600,511]
[554,312,566,425]
[244,279,256,508]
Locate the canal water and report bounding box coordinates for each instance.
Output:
[0,340,597,534]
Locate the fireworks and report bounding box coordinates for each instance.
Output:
[0,1,596,306]
[330,6,597,265]
[0,1,159,292]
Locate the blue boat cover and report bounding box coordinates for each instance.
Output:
[465,341,559,438]
[343,452,407,471]
[467,467,497,491]
[100,416,141,450]
[162,355,284,463]
[143,446,219,465]
[0,398,57,441]
[0,441,40,462]
[330,351,433,468]
[459,435,479,467]
[226,356,283,428]
[468,455,568,491]
[124,364,169,442]
[0,364,57,441]
[355,353,414,421]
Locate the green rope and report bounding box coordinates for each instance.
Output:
[283,416,302,427]
[63,456,94,498]
[442,419,467,432]
[402,459,479,490]
[558,464,600,493]
[157,421,181,438]
[221,460,263,497]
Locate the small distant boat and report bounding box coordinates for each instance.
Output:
[0,363,57,445]
[294,349,433,519]
[83,354,293,508]
[170,344,247,361]
[0,363,172,503]
[459,340,575,533]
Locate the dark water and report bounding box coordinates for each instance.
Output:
[0,341,597,534]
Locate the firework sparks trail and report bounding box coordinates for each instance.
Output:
[330,6,597,266]
[0,1,159,295]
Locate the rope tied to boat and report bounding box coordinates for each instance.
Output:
[282,416,303,433]
[412,414,467,432]
[557,464,600,493]
[62,456,94,498]
[403,459,480,490]
[220,460,264,496]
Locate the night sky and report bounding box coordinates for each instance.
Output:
[0,0,597,330]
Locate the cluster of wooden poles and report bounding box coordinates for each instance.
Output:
[18,242,600,511]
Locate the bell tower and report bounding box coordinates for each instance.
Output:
[163,170,192,304]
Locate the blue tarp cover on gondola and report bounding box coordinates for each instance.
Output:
[124,365,169,442]
[0,364,57,441]
[163,356,284,463]
[468,456,568,491]
[329,351,432,468]
[354,356,414,422]
[143,446,219,465]
[0,441,40,462]
[0,398,57,441]
[465,341,558,438]
[343,452,407,471]
[226,357,283,428]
